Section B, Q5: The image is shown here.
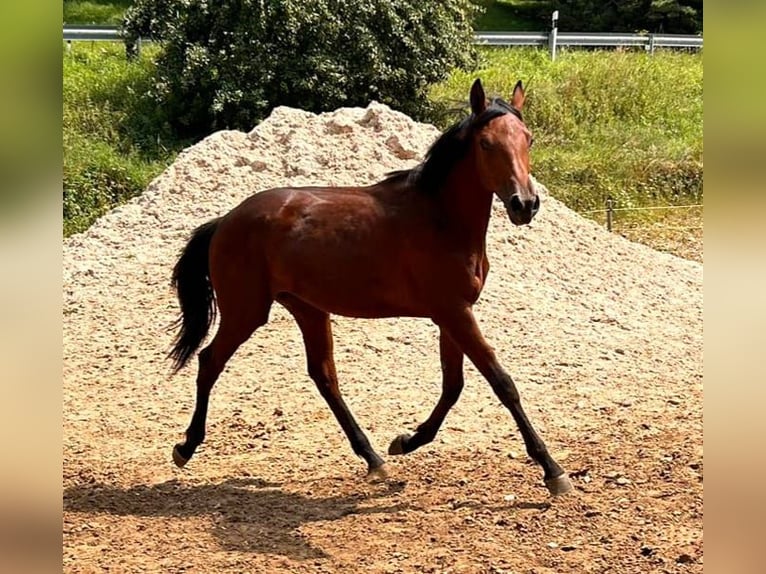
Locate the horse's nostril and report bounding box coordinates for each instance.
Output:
[532,195,540,213]
[510,194,523,213]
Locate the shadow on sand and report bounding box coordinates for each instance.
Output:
[64,476,409,559]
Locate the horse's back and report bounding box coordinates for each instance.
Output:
[208,184,430,317]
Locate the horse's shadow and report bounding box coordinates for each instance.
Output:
[63,476,409,559]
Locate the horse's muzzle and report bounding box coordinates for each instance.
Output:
[503,193,540,226]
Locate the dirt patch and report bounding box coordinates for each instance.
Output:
[63,103,702,573]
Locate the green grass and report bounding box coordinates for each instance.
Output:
[63,0,132,24]
[430,48,703,214]
[63,42,188,236]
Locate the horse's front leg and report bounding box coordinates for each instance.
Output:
[440,306,573,496]
[388,328,464,455]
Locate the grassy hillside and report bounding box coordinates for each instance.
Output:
[63,43,188,235]
[430,48,703,213]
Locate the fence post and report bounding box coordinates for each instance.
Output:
[606,196,614,232]
[126,36,142,60]
[549,11,559,61]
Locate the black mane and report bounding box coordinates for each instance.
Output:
[384,98,523,195]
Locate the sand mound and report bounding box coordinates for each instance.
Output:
[64,103,703,573]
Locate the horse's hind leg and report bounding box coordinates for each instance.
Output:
[389,328,464,455]
[173,304,272,467]
[279,294,388,482]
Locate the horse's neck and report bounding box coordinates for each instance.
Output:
[438,160,494,252]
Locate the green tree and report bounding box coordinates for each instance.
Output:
[647,0,702,33]
[545,0,701,33]
[123,0,478,137]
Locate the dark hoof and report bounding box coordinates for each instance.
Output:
[545,473,574,496]
[172,444,190,468]
[366,463,390,483]
[388,433,411,455]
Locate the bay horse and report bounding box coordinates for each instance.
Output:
[168,79,572,496]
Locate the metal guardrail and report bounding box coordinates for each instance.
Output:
[475,31,703,51]
[476,32,548,46]
[651,34,704,48]
[64,25,122,41]
[63,25,703,53]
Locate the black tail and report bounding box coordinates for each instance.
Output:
[168,218,221,373]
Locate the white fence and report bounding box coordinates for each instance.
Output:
[63,25,703,58]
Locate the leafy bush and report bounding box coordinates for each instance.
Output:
[123,0,479,137]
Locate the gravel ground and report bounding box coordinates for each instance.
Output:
[63,103,703,573]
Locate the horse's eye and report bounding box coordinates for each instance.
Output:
[480,138,493,150]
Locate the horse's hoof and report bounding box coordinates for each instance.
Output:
[388,434,411,455]
[545,473,574,496]
[366,463,390,483]
[172,444,189,468]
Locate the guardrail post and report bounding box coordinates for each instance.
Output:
[549,11,559,61]
[649,34,656,55]
[126,36,142,60]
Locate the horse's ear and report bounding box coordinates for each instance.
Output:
[511,80,526,110]
[470,78,487,116]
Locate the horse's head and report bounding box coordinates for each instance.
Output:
[468,79,539,226]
